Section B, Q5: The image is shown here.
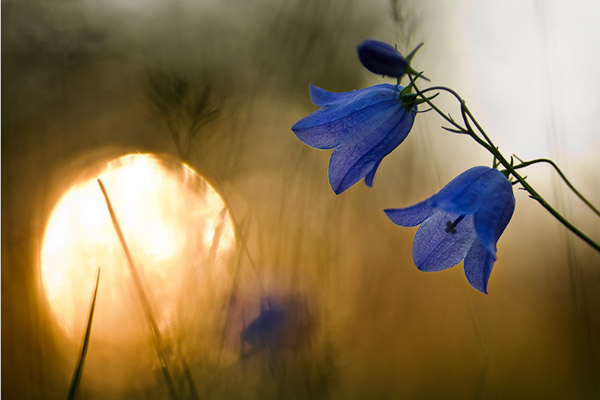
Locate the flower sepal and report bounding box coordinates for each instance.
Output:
[404,43,429,80]
[400,85,438,110]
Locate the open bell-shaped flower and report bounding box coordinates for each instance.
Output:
[384,166,515,293]
[291,83,416,194]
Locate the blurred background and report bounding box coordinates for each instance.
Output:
[2,0,600,399]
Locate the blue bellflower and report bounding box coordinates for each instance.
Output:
[240,305,288,351]
[357,40,409,79]
[384,166,515,293]
[292,83,416,194]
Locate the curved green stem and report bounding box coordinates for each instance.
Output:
[513,157,600,217]
[407,76,465,132]
[409,77,495,153]
[408,76,600,252]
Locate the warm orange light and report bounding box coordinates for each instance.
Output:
[40,154,236,343]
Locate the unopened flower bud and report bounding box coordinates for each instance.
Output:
[357,40,409,79]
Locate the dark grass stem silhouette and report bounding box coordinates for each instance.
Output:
[66,267,100,400]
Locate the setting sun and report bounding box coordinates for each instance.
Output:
[40,154,236,343]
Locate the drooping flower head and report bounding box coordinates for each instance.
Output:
[385,166,515,293]
[292,84,416,194]
[357,40,409,79]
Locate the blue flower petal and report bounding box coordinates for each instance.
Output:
[412,211,477,271]
[473,171,515,257]
[328,105,415,193]
[364,159,381,187]
[464,240,496,294]
[292,84,399,150]
[384,200,433,227]
[308,84,380,106]
[428,167,500,214]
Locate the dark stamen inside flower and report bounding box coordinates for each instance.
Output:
[445,215,466,234]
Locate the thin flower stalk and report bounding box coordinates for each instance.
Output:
[512,156,600,217]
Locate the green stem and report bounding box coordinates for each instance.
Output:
[408,77,600,252]
[512,157,600,217]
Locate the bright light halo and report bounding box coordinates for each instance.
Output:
[40,153,235,343]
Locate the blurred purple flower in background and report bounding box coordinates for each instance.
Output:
[240,295,315,358]
[385,166,515,293]
[292,83,416,194]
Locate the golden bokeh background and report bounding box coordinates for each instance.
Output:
[2,0,600,399]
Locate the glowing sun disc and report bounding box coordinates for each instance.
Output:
[40,154,236,342]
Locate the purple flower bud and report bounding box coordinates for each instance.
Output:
[357,40,409,79]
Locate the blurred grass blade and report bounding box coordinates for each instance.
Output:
[67,267,101,400]
[97,178,180,400]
